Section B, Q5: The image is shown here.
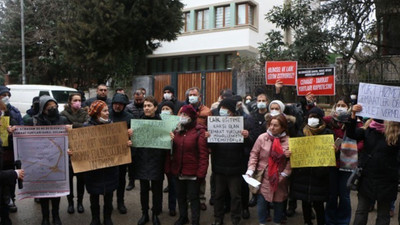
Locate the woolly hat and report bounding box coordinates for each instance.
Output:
[112,93,129,105]
[219,98,237,114]
[163,85,175,95]
[0,86,11,97]
[89,100,107,117]
[307,106,325,119]
[269,100,285,113]
[160,101,174,111]
[180,104,197,121]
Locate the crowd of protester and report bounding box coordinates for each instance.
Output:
[0,82,399,225]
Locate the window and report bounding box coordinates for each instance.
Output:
[196,9,209,30]
[215,6,230,28]
[172,57,183,72]
[183,12,191,32]
[155,59,168,72]
[206,55,219,70]
[224,54,233,69]
[188,56,201,71]
[237,3,255,25]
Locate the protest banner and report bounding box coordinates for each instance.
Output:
[131,118,179,149]
[13,125,69,199]
[356,82,400,122]
[160,114,181,125]
[207,116,244,143]
[289,134,335,168]
[265,61,297,85]
[0,116,9,146]
[297,67,335,96]
[68,122,131,173]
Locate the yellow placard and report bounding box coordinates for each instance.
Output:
[289,134,335,168]
[0,116,10,146]
[68,122,131,173]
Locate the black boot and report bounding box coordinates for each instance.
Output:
[126,179,135,191]
[41,218,50,225]
[174,216,189,225]
[77,199,84,213]
[117,200,127,214]
[67,199,74,214]
[52,214,62,225]
[152,213,161,225]
[90,195,101,225]
[248,195,257,207]
[104,201,113,225]
[137,212,149,225]
[41,199,50,225]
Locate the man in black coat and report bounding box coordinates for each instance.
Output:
[157,85,184,115]
[84,84,111,108]
[109,93,133,215]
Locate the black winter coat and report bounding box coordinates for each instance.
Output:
[133,115,167,181]
[0,145,17,209]
[209,116,254,175]
[290,126,333,202]
[346,118,400,201]
[84,119,119,195]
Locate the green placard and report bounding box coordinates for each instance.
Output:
[131,118,179,149]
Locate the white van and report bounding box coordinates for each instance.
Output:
[7,84,78,116]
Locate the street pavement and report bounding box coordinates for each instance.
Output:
[9,171,400,225]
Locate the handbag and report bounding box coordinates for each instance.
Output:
[346,167,362,191]
[249,169,265,194]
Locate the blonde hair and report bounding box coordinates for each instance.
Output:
[362,118,373,130]
[384,121,400,146]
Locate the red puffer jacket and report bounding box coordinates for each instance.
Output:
[166,124,209,178]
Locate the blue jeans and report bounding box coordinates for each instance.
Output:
[257,194,284,224]
[326,169,352,225]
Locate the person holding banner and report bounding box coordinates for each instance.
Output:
[165,104,209,225]
[348,104,400,225]
[209,98,253,225]
[26,95,69,225]
[290,107,333,225]
[61,92,89,215]
[134,96,166,225]
[246,113,291,225]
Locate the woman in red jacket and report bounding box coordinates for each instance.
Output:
[166,104,209,225]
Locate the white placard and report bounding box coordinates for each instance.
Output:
[13,126,69,200]
[207,116,244,143]
[356,83,400,122]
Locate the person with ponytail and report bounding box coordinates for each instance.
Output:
[348,104,400,225]
[246,113,291,225]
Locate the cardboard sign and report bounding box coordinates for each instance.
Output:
[207,116,244,143]
[68,122,131,173]
[356,83,400,122]
[297,67,335,96]
[13,125,69,199]
[0,116,9,146]
[265,61,297,85]
[131,119,179,149]
[289,134,335,168]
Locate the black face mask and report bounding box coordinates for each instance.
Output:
[47,108,59,119]
[97,95,107,101]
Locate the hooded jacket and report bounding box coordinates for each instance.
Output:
[61,105,89,128]
[27,96,68,126]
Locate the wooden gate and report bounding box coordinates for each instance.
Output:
[205,71,232,107]
[154,74,171,103]
[177,72,202,102]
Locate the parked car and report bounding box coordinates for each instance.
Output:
[7,84,77,116]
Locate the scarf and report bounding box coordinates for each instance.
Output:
[369,120,385,133]
[267,131,286,192]
[303,122,326,136]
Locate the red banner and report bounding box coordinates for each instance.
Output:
[297,67,335,96]
[265,61,297,86]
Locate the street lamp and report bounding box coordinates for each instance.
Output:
[20,0,26,84]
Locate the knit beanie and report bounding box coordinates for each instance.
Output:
[180,104,197,121]
[163,85,175,95]
[160,101,175,112]
[269,100,285,112]
[307,106,325,119]
[219,98,237,114]
[0,86,11,97]
[89,100,107,117]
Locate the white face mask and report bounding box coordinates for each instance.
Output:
[179,116,191,124]
[219,108,229,116]
[188,96,199,104]
[245,99,251,104]
[2,96,10,105]
[257,102,267,109]
[98,117,109,123]
[308,118,320,127]
[350,95,357,100]
[161,110,171,115]
[163,93,172,101]
[270,109,280,116]
[336,107,348,114]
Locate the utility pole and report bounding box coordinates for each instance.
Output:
[21,0,26,84]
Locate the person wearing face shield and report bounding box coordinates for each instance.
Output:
[290,107,333,225]
[165,105,209,225]
[209,98,253,225]
[158,86,184,115]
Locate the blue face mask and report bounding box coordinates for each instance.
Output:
[188,96,199,104]
[219,108,229,116]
